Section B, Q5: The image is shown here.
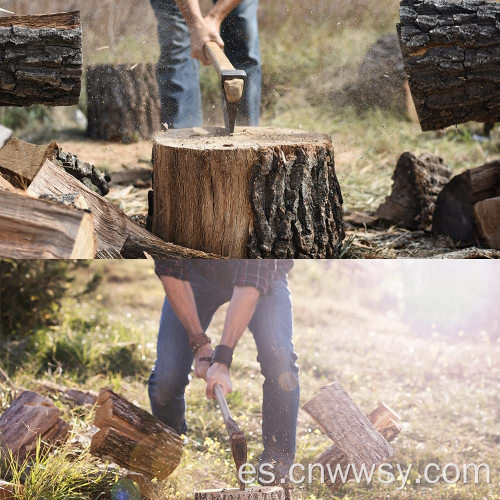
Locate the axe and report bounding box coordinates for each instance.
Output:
[204,42,247,135]
[214,383,248,490]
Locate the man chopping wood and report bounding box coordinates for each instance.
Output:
[149,0,261,128]
[149,260,299,485]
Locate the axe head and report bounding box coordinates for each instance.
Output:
[226,418,248,490]
[221,70,247,135]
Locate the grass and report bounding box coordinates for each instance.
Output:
[1,261,499,499]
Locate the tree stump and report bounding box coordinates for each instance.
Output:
[398,0,500,131]
[0,12,82,106]
[87,64,161,143]
[194,486,285,500]
[376,152,452,230]
[152,127,344,258]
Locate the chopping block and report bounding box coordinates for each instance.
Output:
[194,486,286,500]
[303,382,401,492]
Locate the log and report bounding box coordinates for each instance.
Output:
[90,389,183,480]
[87,64,161,143]
[0,189,97,258]
[431,247,500,258]
[27,159,219,258]
[0,124,12,148]
[0,12,82,106]
[194,486,285,500]
[302,382,395,469]
[34,380,98,406]
[123,473,159,500]
[152,127,344,258]
[0,481,24,500]
[314,401,401,492]
[432,160,500,244]
[474,197,500,250]
[0,391,69,461]
[398,0,500,131]
[376,152,452,230]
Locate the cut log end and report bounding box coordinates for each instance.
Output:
[194,486,286,500]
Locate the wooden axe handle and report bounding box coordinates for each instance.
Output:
[204,41,244,104]
[214,383,232,424]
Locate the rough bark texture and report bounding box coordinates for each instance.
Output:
[376,152,452,230]
[432,159,500,244]
[90,389,183,480]
[303,382,395,469]
[152,127,344,258]
[474,197,500,249]
[0,12,82,106]
[87,64,161,143]
[315,401,401,492]
[0,189,96,259]
[398,0,500,131]
[194,487,285,500]
[0,391,69,461]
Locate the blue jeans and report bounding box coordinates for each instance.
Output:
[148,273,299,469]
[149,0,261,128]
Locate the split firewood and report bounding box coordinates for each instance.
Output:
[376,152,452,231]
[0,12,82,106]
[473,197,500,250]
[152,127,344,258]
[0,391,69,461]
[0,481,24,500]
[27,159,221,258]
[0,125,12,149]
[34,380,98,407]
[90,389,183,480]
[433,160,500,244]
[398,0,500,131]
[0,189,97,259]
[194,486,286,500]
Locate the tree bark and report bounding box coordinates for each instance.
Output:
[398,0,500,131]
[194,486,285,500]
[0,189,97,258]
[87,64,161,143]
[376,152,452,230]
[0,12,82,106]
[90,389,183,480]
[303,382,395,469]
[474,197,500,250]
[432,159,500,244]
[152,127,344,258]
[0,391,69,461]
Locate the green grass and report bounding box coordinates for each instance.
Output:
[1,262,498,499]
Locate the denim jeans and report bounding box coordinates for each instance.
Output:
[148,272,299,469]
[149,0,261,128]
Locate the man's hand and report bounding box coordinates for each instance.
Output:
[189,17,224,65]
[193,343,213,380]
[206,362,232,399]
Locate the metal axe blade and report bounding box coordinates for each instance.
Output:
[221,70,247,135]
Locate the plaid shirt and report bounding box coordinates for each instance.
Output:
[154,260,293,295]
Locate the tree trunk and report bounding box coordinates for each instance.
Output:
[0,12,82,106]
[87,64,161,143]
[0,189,96,258]
[376,152,452,230]
[432,159,500,244]
[474,197,500,250]
[152,127,344,258]
[315,401,401,492]
[0,391,69,461]
[303,382,395,468]
[194,486,285,500]
[398,0,500,131]
[90,389,183,480]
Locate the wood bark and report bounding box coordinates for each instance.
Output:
[0,391,69,461]
[0,12,82,106]
[303,382,395,469]
[0,189,96,258]
[27,159,218,258]
[152,127,344,258]
[314,401,401,492]
[87,64,161,143]
[194,486,285,500]
[432,159,500,244]
[398,0,500,131]
[90,389,183,480]
[474,197,500,249]
[376,152,452,230]
[34,380,98,406]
